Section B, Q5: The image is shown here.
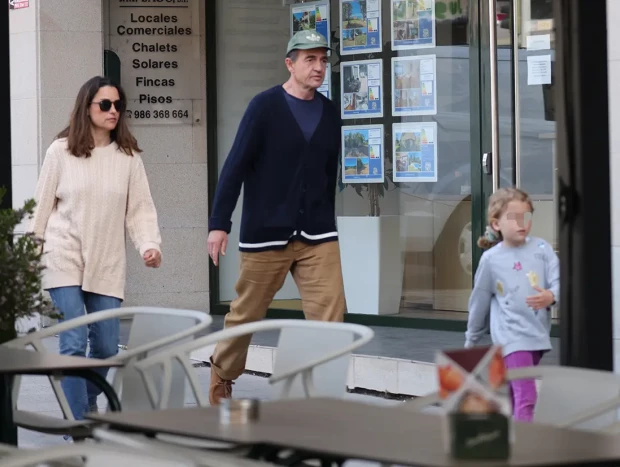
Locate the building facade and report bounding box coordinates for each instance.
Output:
[6,0,619,352]
[10,0,209,315]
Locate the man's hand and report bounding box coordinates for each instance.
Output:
[143,249,162,268]
[526,286,555,310]
[207,230,228,266]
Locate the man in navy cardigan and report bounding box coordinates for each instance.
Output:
[206,31,345,405]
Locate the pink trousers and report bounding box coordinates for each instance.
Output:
[503,350,543,422]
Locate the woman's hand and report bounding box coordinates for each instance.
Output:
[143,249,161,268]
[526,286,555,310]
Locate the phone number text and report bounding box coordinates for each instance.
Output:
[126,109,190,119]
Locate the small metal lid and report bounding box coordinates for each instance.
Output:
[219,398,260,425]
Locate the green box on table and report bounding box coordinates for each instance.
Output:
[436,345,513,460]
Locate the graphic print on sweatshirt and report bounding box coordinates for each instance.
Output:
[497,255,547,310]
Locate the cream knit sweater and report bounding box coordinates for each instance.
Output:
[30,138,162,300]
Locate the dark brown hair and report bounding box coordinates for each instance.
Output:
[56,76,141,158]
[478,187,535,250]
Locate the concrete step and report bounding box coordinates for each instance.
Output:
[187,316,560,397]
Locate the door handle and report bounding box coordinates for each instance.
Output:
[488,0,500,192]
[483,152,492,174]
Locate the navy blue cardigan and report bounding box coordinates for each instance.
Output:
[209,86,342,252]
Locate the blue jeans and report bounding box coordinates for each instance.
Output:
[48,286,121,421]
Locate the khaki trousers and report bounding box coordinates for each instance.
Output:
[211,240,345,381]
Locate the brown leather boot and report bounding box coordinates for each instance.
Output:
[209,363,233,405]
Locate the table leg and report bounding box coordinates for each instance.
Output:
[0,374,17,445]
[279,451,344,466]
[246,444,346,467]
[246,444,277,461]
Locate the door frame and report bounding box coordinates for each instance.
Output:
[471,0,520,272]
[470,0,490,275]
[471,0,562,340]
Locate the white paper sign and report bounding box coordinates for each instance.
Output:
[527,55,552,85]
[526,34,551,51]
[109,0,201,125]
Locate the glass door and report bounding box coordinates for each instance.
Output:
[480,0,557,315]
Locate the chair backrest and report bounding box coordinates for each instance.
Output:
[0,443,197,467]
[93,428,274,467]
[0,442,20,459]
[5,306,211,419]
[406,365,620,431]
[509,365,620,430]
[133,319,374,409]
[271,325,355,399]
[118,310,211,412]
[88,452,194,467]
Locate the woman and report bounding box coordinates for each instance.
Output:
[30,76,162,423]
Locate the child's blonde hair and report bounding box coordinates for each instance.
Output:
[478,187,534,250]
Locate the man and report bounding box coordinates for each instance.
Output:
[206,30,345,405]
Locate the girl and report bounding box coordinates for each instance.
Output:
[465,188,559,422]
[30,76,162,423]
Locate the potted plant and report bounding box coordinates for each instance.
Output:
[337,165,406,316]
[0,188,58,344]
[330,32,405,315]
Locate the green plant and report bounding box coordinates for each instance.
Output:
[338,167,400,217]
[342,1,353,25]
[436,0,464,19]
[0,187,59,340]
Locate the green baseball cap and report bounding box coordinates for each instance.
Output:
[287,30,332,54]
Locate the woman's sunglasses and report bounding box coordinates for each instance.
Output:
[92,99,124,112]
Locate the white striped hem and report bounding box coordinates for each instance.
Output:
[239,230,338,249]
[299,230,338,240]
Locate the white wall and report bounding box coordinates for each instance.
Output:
[106,0,209,310]
[10,0,104,330]
[10,0,105,211]
[607,0,620,369]
[10,1,39,222]
[11,0,105,205]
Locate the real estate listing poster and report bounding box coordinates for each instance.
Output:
[319,62,332,99]
[291,1,331,48]
[392,122,438,182]
[341,59,383,119]
[340,0,383,55]
[391,0,436,50]
[391,54,437,116]
[342,124,385,184]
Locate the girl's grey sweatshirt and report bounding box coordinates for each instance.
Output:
[465,237,560,356]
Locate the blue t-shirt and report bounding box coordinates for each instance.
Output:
[283,88,323,142]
